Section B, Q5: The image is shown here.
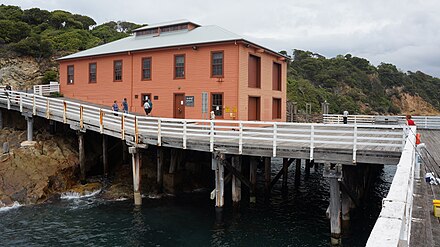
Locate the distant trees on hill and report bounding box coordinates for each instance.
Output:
[288,49,440,114]
[0,4,142,58]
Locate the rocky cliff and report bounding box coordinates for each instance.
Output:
[0,56,56,90]
[0,129,78,207]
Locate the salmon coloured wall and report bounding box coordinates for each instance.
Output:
[237,44,287,121]
[59,42,287,121]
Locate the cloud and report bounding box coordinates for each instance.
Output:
[1,0,440,76]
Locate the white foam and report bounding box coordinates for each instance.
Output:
[114,197,129,201]
[60,189,101,199]
[0,201,22,212]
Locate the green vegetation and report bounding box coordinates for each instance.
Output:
[0,4,142,58]
[287,49,440,114]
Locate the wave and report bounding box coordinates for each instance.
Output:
[0,201,22,212]
[60,189,102,200]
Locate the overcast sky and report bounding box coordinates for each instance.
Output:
[2,0,440,77]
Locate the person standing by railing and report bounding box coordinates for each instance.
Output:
[406,115,416,126]
[122,98,129,114]
[112,100,119,116]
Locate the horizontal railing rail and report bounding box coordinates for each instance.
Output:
[323,114,440,129]
[0,91,407,163]
[366,126,416,246]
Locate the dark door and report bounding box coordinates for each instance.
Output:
[248,96,260,121]
[174,93,185,119]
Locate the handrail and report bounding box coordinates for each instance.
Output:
[0,91,406,163]
[366,126,416,246]
[33,82,60,96]
[323,114,440,129]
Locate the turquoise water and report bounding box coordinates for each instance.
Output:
[0,164,396,246]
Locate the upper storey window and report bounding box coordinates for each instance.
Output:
[142,57,152,80]
[67,65,74,84]
[211,51,224,77]
[272,62,281,91]
[248,55,261,88]
[174,55,185,79]
[114,60,123,81]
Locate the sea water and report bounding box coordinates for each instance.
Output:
[0,163,396,246]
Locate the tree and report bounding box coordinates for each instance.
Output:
[0,5,23,21]
[42,70,58,84]
[22,8,50,25]
[73,14,96,30]
[0,20,31,43]
[10,34,53,61]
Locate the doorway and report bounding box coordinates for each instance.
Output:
[248,96,260,121]
[174,93,185,119]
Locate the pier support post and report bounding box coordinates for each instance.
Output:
[324,163,343,246]
[295,158,301,185]
[129,147,142,206]
[102,135,108,176]
[26,116,33,141]
[0,110,3,129]
[156,147,164,193]
[341,189,352,230]
[249,156,258,204]
[212,152,224,223]
[305,159,311,177]
[264,157,271,197]
[232,155,242,209]
[78,131,86,184]
[282,158,289,193]
[122,141,128,164]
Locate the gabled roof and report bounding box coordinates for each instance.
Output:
[58,23,288,61]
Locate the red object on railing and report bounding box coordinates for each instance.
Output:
[416,133,421,144]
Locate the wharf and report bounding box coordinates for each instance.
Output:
[410,129,440,246]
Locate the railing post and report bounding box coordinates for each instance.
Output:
[157,119,162,146]
[134,116,138,145]
[352,124,357,163]
[19,93,23,112]
[121,113,125,140]
[310,125,315,160]
[79,105,84,129]
[46,99,50,119]
[210,120,214,152]
[273,123,277,157]
[99,109,104,134]
[238,121,243,154]
[32,95,36,115]
[63,101,67,123]
[183,120,187,149]
[39,85,43,96]
[7,95,10,110]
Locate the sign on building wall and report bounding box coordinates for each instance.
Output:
[201,92,208,113]
[185,96,194,107]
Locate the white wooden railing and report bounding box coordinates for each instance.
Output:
[366,126,416,246]
[323,114,440,129]
[33,81,60,96]
[0,91,407,162]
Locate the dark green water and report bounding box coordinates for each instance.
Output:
[0,163,396,247]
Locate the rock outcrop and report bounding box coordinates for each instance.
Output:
[0,129,78,206]
[0,56,57,90]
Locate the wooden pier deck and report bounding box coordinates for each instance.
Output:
[410,129,440,247]
[0,91,406,165]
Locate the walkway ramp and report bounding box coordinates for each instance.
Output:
[410,129,440,247]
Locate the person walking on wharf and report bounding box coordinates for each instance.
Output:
[143,97,153,116]
[122,98,129,114]
[406,115,416,126]
[112,100,119,116]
